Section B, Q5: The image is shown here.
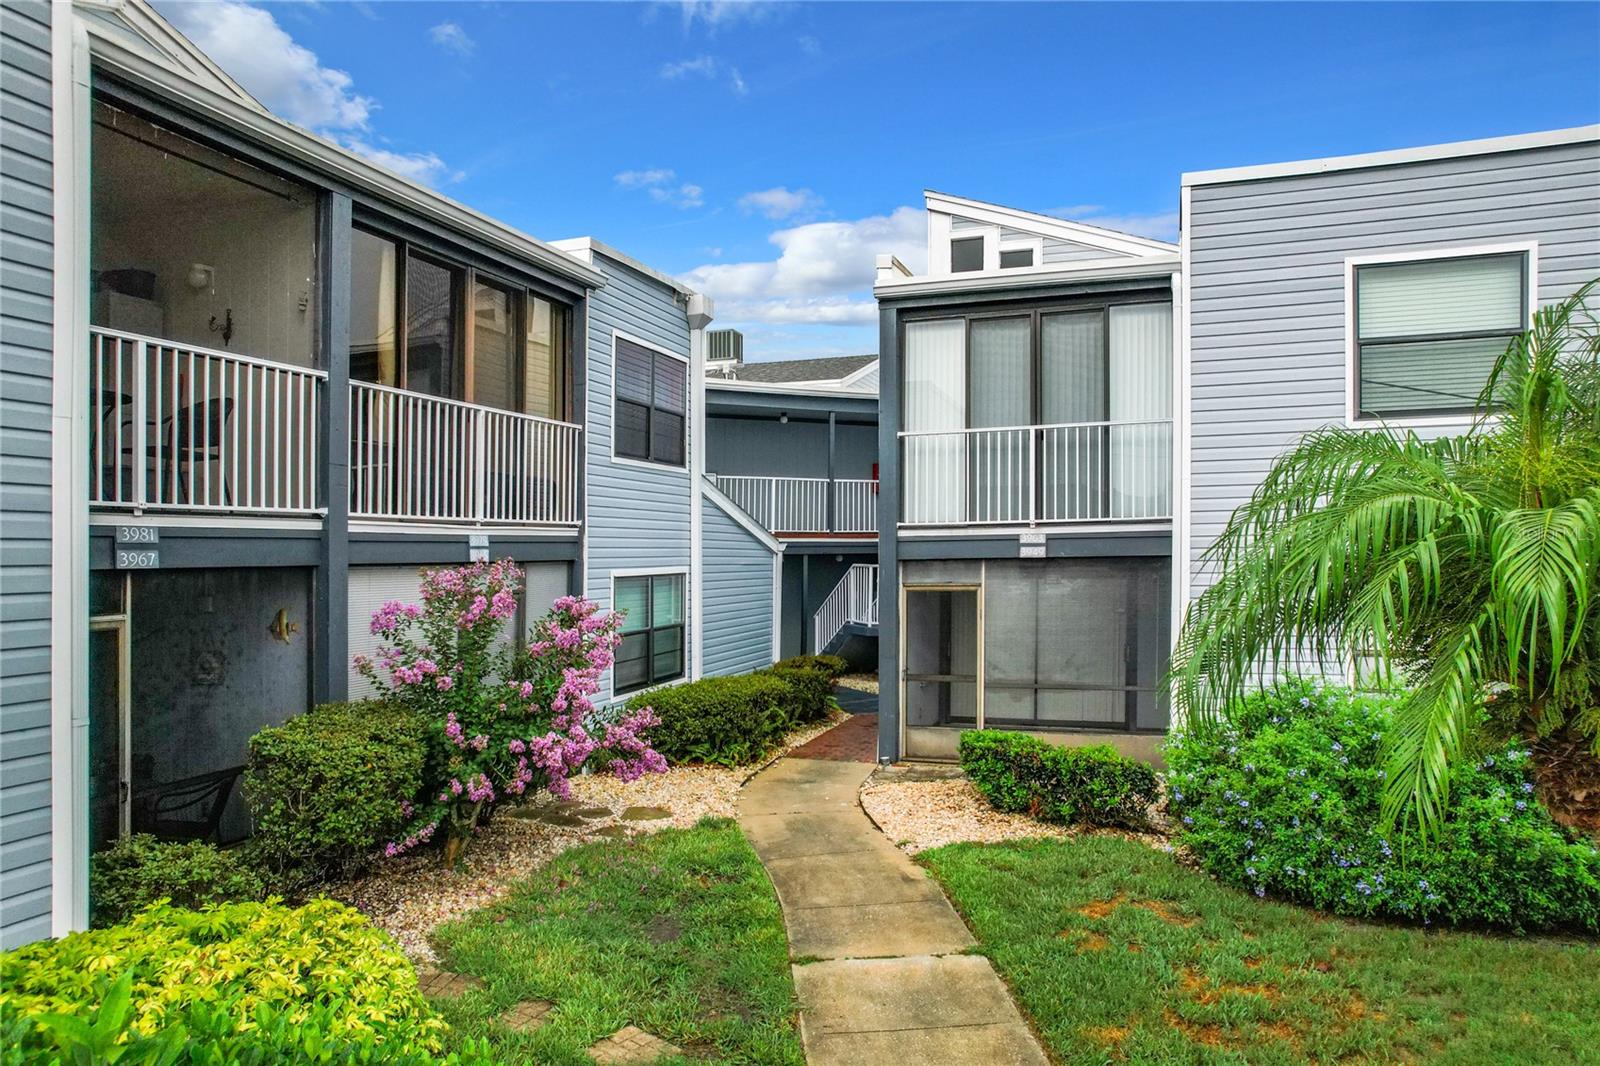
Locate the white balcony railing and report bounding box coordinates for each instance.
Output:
[900,419,1172,526]
[709,475,879,535]
[814,563,879,652]
[348,380,581,526]
[90,328,326,515]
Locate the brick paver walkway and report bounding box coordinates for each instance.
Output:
[787,713,877,762]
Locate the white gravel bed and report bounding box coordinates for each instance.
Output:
[860,774,1174,856]
[318,709,848,960]
[835,673,879,694]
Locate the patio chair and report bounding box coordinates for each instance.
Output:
[130,764,244,844]
[121,396,235,506]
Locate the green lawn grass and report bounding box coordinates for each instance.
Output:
[430,818,802,1065]
[922,836,1600,1065]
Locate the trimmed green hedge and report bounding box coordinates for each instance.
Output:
[773,654,849,679]
[959,730,1159,829]
[89,836,265,928]
[629,665,840,766]
[244,701,427,880]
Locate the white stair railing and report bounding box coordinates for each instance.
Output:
[813,563,879,652]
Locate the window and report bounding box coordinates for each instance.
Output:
[614,574,685,693]
[1354,251,1527,418]
[950,236,985,272]
[999,247,1034,269]
[348,226,572,419]
[614,336,687,465]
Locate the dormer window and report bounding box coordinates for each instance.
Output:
[999,247,1034,269]
[951,237,984,273]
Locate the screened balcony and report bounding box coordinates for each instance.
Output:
[899,302,1173,527]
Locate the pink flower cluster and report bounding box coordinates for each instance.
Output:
[360,565,665,867]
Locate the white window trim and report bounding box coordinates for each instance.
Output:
[949,229,992,274]
[1344,241,1537,429]
[997,235,1045,271]
[609,328,691,469]
[610,567,690,697]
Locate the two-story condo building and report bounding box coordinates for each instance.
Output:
[0,0,779,949]
[704,338,880,663]
[873,193,1182,762]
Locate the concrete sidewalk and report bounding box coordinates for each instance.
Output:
[738,756,1049,1066]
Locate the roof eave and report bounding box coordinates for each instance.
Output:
[874,255,1180,299]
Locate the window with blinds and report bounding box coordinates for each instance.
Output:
[614,573,685,694]
[1354,252,1527,418]
[615,337,687,465]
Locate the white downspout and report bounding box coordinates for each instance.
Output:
[686,292,713,680]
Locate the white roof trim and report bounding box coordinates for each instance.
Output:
[925,190,1178,256]
[80,0,265,114]
[838,360,879,389]
[549,237,702,299]
[1183,125,1600,187]
[705,378,882,401]
[875,254,1179,298]
[85,24,605,290]
[702,481,785,554]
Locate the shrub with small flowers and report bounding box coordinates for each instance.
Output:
[359,560,665,866]
[1165,679,1600,933]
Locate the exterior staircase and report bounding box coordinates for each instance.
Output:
[814,564,879,654]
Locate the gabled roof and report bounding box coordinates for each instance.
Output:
[77,0,265,113]
[712,354,877,386]
[925,190,1178,256]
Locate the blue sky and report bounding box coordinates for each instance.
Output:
[156,1,1600,360]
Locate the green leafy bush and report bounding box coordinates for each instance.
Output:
[1165,679,1600,932]
[0,899,452,1059]
[633,673,796,766]
[763,664,837,723]
[959,730,1160,828]
[244,700,427,879]
[89,835,265,928]
[774,653,849,679]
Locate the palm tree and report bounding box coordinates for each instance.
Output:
[1171,280,1600,840]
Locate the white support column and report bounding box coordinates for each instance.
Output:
[686,292,713,681]
[50,13,92,937]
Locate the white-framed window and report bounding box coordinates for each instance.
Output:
[1347,244,1535,423]
[613,571,686,694]
[950,235,985,273]
[612,331,688,467]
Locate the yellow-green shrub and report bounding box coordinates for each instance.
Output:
[0,899,444,1053]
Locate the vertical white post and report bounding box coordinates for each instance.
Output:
[131,340,147,511]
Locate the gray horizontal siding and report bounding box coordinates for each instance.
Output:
[0,0,52,950]
[706,417,876,481]
[700,496,775,677]
[581,252,694,704]
[1187,139,1600,607]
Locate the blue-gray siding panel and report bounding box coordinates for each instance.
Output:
[700,497,775,677]
[0,0,52,950]
[1187,140,1600,603]
[581,252,695,704]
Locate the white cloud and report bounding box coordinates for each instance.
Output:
[797,34,821,56]
[1047,204,1180,242]
[155,1,462,187]
[339,138,459,186]
[738,186,822,220]
[158,0,372,128]
[661,55,718,79]
[614,168,704,209]
[428,21,475,57]
[671,0,781,31]
[681,206,926,325]
[659,54,748,94]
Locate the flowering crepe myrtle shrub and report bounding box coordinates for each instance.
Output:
[1165,679,1600,933]
[357,560,665,866]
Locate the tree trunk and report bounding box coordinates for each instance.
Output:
[1533,727,1600,838]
